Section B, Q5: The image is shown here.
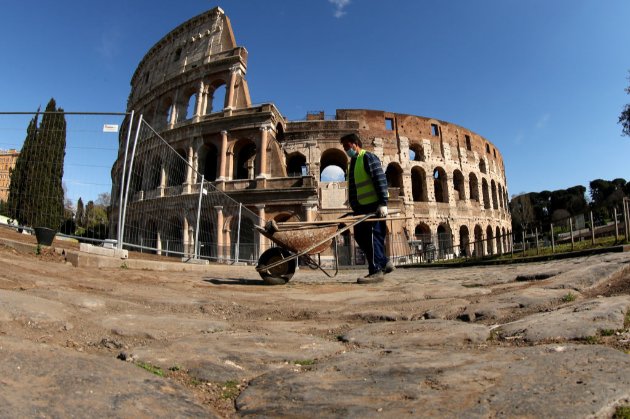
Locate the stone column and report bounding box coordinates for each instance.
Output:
[159,164,166,197]
[225,65,242,114]
[255,204,267,252]
[195,82,204,120]
[215,206,224,262]
[257,126,270,179]
[156,231,162,256]
[218,130,228,180]
[183,217,190,257]
[185,145,193,194]
[303,203,317,222]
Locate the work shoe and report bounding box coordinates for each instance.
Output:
[357,270,384,284]
[384,260,395,274]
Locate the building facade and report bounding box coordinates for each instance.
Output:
[112,7,511,260]
[0,149,19,203]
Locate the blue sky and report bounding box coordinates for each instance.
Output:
[1,0,629,204]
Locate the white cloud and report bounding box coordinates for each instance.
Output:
[96,28,121,61]
[329,0,351,18]
[320,165,345,182]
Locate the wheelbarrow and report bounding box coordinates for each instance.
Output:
[254,213,374,285]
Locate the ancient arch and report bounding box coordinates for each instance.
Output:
[198,142,218,182]
[385,162,403,196]
[286,152,307,177]
[232,139,257,180]
[469,173,480,202]
[411,167,428,202]
[319,148,347,182]
[486,225,494,255]
[414,223,431,242]
[166,149,187,187]
[145,154,162,190]
[482,178,491,209]
[453,169,465,201]
[495,226,502,254]
[479,158,487,174]
[491,180,498,209]
[433,167,448,203]
[437,223,452,258]
[409,142,425,162]
[474,224,483,257]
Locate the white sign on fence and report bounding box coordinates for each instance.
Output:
[103,124,119,133]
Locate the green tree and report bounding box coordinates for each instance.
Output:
[620,71,630,136]
[76,197,85,228]
[7,111,39,224]
[6,99,66,229]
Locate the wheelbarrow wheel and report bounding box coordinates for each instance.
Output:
[257,247,296,285]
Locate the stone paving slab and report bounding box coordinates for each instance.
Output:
[237,344,630,418]
[0,336,215,418]
[497,295,630,342]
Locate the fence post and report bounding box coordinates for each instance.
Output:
[194,176,205,260]
[522,231,526,256]
[119,114,143,251]
[569,217,574,251]
[590,211,595,245]
[116,110,134,249]
[535,227,539,255]
[510,232,514,258]
[614,208,619,241]
[550,223,555,253]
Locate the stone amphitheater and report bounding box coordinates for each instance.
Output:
[112,7,512,262]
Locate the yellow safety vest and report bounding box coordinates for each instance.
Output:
[353,150,379,205]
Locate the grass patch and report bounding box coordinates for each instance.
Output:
[561,292,577,303]
[613,405,630,419]
[221,380,240,399]
[600,329,616,337]
[136,361,164,377]
[582,335,600,345]
[120,262,128,269]
[294,359,316,366]
[625,310,630,329]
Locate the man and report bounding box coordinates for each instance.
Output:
[340,133,394,284]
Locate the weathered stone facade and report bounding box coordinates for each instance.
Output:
[0,149,19,203]
[113,7,511,259]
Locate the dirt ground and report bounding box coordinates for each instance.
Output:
[1,226,630,417]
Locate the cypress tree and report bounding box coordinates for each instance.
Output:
[76,197,85,228]
[7,98,66,229]
[7,110,39,225]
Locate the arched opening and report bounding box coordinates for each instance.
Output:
[230,213,257,263]
[186,92,197,120]
[502,227,508,252]
[486,225,494,255]
[275,213,300,222]
[286,152,307,177]
[491,180,498,209]
[459,225,470,257]
[320,148,347,182]
[482,178,491,209]
[409,143,425,162]
[145,219,160,254]
[414,223,431,243]
[385,162,403,198]
[198,216,216,259]
[479,158,487,174]
[198,143,218,182]
[469,173,479,202]
[233,139,257,180]
[433,167,448,203]
[163,217,183,256]
[167,149,187,187]
[453,169,465,201]
[474,224,483,257]
[146,155,161,190]
[437,223,452,258]
[210,84,227,114]
[130,161,144,194]
[411,167,427,202]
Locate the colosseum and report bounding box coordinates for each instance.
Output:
[112,7,512,263]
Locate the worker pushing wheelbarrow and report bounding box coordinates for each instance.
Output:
[255,213,394,285]
[256,133,396,285]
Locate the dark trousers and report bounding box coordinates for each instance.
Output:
[354,219,388,274]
